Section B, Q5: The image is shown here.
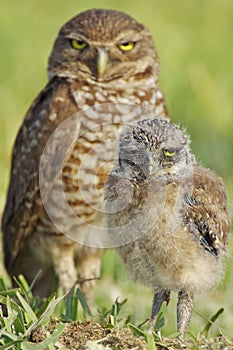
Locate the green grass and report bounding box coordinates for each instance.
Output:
[0,0,233,348]
[0,275,231,349]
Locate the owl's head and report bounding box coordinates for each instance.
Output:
[117,118,195,181]
[48,9,158,83]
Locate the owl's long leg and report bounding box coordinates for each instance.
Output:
[177,290,194,339]
[51,244,77,293]
[75,247,103,305]
[148,289,170,333]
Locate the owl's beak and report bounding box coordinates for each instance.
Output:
[97,49,109,78]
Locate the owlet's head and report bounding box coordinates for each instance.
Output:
[117,117,195,181]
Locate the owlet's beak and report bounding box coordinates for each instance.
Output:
[97,48,109,78]
[148,154,159,176]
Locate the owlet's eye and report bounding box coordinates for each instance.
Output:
[163,148,177,157]
[118,42,135,51]
[71,39,88,50]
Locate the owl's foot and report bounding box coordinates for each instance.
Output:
[148,289,170,333]
[177,290,194,340]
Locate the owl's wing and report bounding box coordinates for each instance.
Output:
[2,76,80,272]
[183,166,230,257]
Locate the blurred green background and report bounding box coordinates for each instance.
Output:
[0,0,232,338]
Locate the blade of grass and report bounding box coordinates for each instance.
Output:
[201,308,224,337]
[76,288,92,317]
[0,339,25,350]
[26,271,42,296]
[167,332,181,339]
[0,277,8,291]
[64,292,78,321]
[146,332,157,350]
[36,293,56,319]
[13,309,26,334]
[128,323,146,338]
[0,330,19,341]
[0,289,20,297]
[13,276,30,299]
[154,301,167,332]
[27,292,67,333]
[16,292,37,323]
[28,296,57,330]
[0,295,21,313]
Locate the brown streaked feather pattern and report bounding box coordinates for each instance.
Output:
[184,166,229,256]
[2,76,78,266]
[61,9,145,41]
[2,9,167,302]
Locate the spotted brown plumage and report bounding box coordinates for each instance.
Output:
[2,9,167,301]
[183,168,229,258]
[105,118,230,338]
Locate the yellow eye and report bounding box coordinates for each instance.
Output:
[164,148,176,157]
[71,39,87,50]
[118,42,135,51]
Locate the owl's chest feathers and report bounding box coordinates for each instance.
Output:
[120,181,223,292]
[70,77,164,116]
[60,80,156,219]
[41,73,166,226]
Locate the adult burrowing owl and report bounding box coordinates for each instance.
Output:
[105,118,229,337]
[2,9,167,301]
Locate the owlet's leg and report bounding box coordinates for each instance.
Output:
[177,290,194,339]
[148,289,170,333]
